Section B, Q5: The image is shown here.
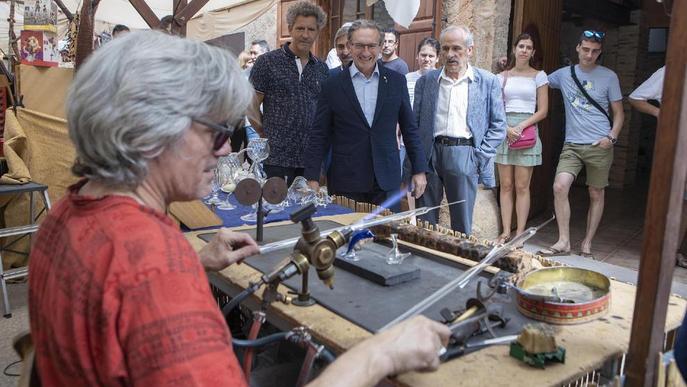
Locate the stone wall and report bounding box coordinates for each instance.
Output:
[442,0,511,71]
[239,3,278,50]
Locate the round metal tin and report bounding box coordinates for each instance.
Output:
[515,267,611,325]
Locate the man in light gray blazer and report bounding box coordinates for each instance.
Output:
[412,25,506,235]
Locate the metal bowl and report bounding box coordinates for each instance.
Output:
[515,267,611,325]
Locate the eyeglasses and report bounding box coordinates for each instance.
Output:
[193,117,240,151]
[351,43,379,51]
[583,30,605,41]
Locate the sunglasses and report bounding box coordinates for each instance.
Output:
[583,30,605,41]
[194,117,242,151]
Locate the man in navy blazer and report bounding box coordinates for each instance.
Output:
[413,26,506,235]
[304,19,427,206]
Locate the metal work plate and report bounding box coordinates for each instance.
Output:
[234,178,261,205]
[202,221,536,334]
[262,177,288,204]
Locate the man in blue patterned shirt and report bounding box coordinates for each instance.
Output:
[248,1,329,184]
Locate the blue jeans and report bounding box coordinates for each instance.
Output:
[246,126,259,142]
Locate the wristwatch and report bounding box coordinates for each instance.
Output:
[606,134,617,145]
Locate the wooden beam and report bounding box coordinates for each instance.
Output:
[75,0,100,69]
[128,0,160,29]
[53,0,74,21]
[511,0,524,38]
[175,0,209,25]
[626,0,687,385]
[432,0,443,38]
[171,0,188,36]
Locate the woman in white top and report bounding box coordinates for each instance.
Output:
[494,33,549,244]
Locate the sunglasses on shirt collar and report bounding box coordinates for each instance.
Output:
[193,117,242,151]
[582,30,605,42]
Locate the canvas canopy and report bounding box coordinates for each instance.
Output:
[59,0,270,29]
[0,0,275,50]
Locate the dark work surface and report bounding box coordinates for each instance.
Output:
[202,221,537,335]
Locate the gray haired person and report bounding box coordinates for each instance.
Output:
[248,39,270,67]
[326,22,353,69]
[413,25,507,235]
[31,30,450,386]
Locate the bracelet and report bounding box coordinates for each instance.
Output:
[605,134,617,145]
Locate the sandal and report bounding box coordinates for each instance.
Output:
[536,247,571,257]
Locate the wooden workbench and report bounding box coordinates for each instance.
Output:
[186,213,687,387]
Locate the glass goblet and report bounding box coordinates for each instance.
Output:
[246,138,270,181]
[204,168,222,205]
[216,156,237,211]
[385,233,410,265]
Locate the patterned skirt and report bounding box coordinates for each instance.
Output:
[494,112,542,167]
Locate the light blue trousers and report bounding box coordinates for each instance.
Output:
[417,142,478,235]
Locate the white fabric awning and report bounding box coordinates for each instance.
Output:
[0,0,274,47]
[57,0,264,29]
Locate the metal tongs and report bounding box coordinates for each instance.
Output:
[379,215,556,331]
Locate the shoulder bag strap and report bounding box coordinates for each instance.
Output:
[501,71,508,108]
[569,64,613,126]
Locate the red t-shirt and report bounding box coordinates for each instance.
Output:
[29,181,247,386]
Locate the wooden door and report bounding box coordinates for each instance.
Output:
[396,0,443,72]
[511,0,564,218]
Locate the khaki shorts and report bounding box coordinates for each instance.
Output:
[556,143,614,188]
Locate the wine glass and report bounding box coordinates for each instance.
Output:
[246,138,270,181]
[216,154,240,211]
[204,168,222,205]
[385,233,410,265]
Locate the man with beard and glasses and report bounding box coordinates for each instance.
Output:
[379,28,409,75]
[411,25,506,235]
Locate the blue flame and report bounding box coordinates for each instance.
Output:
[363,187,409,221]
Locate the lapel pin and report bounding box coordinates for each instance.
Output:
[383,76,388,83]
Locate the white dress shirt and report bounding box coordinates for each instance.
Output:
[433,65,474,139]
[350,62,380,127]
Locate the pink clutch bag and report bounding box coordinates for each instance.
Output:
[509,125,536,149]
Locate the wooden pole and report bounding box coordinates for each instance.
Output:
[626,0,687,384]
[53,0,74,21]
[7,0,20,108]
[75,0,100,70]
